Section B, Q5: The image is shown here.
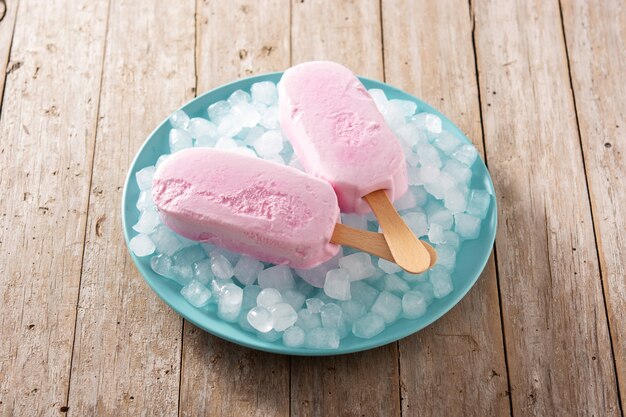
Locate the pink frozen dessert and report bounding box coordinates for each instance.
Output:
[152,148,341,269]
[278,61,408,214]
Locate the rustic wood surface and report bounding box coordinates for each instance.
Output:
[0,0,623,416]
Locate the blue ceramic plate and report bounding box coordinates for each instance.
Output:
[122,72,497,356]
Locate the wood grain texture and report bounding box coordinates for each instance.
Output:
[66,0,195,415]
[473,0,621,415]
[178,1,291,416]
[364,190,431,273]
[290,2,400,417]
[561,0,626,409]
[381,1,511,415]
[195,0,290,89]
[0,0,18,108]
[0,0,108,415]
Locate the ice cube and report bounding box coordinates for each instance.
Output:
[442,159,472,185]
[210,278,234,298]
[425,172,456,199]
[135,166,156,190]
[339,300,366,324]
[295,250,342,288]
[412,112,442,134]
[227,90,251,106]
[402,270,429,283]
[238,310,256,333]
[394,189,416,212]
[390,99,417,117]
[195,135,218,148]
[172,245,206,266]
[350,281,379,309]
[305,328,340,349]
[442,230,461,250]
[352,312,385,339]
[210,253,234,280]
[429,266,453,298]
[132,210,161,234]
[295,279,315,297]
[268,302,298,331]
[244,125,265,146]
[401,212,429,237]
[426,202,454,229]
[454,213,481,239]
[233,255,263,285]
[256,288,283,308]
[453,144,479,166]
[169,128,193,153]
[288,155,304,171]
[466,189,491,219]
[180,280,212,308]
[436,245,456,270]
[172,265,194,286]
[253,130,283,157]
[130,234,155,257]
[217,283,243,322]
[383,274,411,295]
[341,213,368,230]
[368,89,388,111]
[413,282,435,304]
[418,165,441,183]
[217,114,242,137]
[324,269,351,301]
[394,122,422,147]
[296,309,322,330]
[378,258,402,274]
[282,325,305,348]
[338,253,376,281]
[281,288,306,310]
[207,100,230,125]
[257,329,282,342]
[169,110,190,130]
[444,187,467,213]
[208,247,240,264]
[371,291,402,324]
[320,303,344,329]
[306,298,324,314]
[191,259,214,285]
[259,105,280,129]
[402,291,428,319]
[215,136,238,151]
[231,102,261,128]
[251,81,278,105]
[258,265,295,289]
[433,130,462,155]
[241,285,262,310]
[416,142,442,168]
[247,306,273,333]
[188,117,217,139]
[155,154,170,169]
[136,190,155,211]
[150,254,175,278]
[150,224,183,256]
[428,223,446,244]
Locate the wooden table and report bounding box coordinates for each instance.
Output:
[1,0,624,416]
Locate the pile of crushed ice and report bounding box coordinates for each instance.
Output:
[129,81,491,349]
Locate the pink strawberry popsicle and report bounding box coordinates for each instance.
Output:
[152,148,341,269]
[278,61,408,214]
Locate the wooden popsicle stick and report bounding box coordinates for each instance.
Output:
[364,189,432,274]
[331,223,437,270]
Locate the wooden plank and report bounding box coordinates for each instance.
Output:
[0,0,18,107]
[560,0,626,409]
[0,0,108,415]
[381,1,512,416]
[178,1,291,416]
[66,0,195,415]
[289,2,400,417]
[472,0,621,415]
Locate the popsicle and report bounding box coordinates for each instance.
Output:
[278,61,432,273]
[152,148,432,270]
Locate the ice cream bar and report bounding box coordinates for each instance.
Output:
[152,148,341,269]
[278,61,408,214]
